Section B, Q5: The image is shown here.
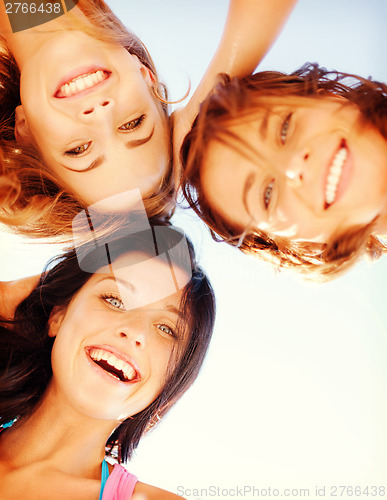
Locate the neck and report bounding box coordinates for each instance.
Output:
[0,3,91,70]
[0,383,118,478]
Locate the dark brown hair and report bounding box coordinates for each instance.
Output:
[0,0,175,240]
[181,64,387,280]
[0,221,215,462]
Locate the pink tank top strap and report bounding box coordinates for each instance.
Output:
[102,463,138,500]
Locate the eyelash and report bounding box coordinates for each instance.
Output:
[280,113,292,145]
[156,324,176,338]
[65,141,92,157]
[101,293,126,311]
[263,179,274,210]
[64,115,146,156]
[118,114,146,131]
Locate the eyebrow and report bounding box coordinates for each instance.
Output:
[95,275,136,294]
[62,156,105,173]
[164,304,185,319]
[125,126,155,149]
[259,109,270,140]
[242,173,256,221]
[62,126,155,173]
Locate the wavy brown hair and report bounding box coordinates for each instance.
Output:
[181,63,387,280]
[0,0,175,240]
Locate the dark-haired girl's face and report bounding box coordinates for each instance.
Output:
[201,96,387,243]
[48,252,189,421]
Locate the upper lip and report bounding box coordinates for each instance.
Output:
[54,68,111,99]
[85,344,141,382]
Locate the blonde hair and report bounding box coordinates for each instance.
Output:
[0,0,175,241]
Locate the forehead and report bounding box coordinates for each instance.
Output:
[88,251,190,310]
[201,136,254,231]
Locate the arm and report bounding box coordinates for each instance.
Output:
[0,275,40,319]
[172,0,298,168]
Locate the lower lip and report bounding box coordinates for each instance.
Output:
[325,140,352,209]
[53,66,110,98]
[84,349,138,386]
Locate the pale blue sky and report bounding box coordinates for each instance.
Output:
[112,0,387,493]
[1,1,387,496]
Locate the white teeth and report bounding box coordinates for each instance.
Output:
[63,83,71,96]
[75,78,86,92]
[91,73,100,85]
[84,75,95,88]
[324,146,347,206]
[58,70,107,97]
[96,70,105,82]
[123,364,136,381]
[89,348,137,382]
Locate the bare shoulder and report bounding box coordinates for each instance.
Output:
[134,481,185,500]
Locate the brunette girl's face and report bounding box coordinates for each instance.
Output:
[48,252,189,421]
[201,96,387,243]
[15,31,169,211]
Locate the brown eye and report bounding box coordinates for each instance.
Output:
[280,113,292,145]
[65,141,92,156]
[118,114,145,131]
[264,180,274,209]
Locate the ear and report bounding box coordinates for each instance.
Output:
[47,305,66,338]
[139,64,156,86]
[131,54,156,86]
[14,105,31,145]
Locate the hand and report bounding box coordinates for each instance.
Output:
[0,275,40,319]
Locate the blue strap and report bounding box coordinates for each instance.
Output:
[1,419,109,500]
[99,459,110,500]
[0,417,18,431]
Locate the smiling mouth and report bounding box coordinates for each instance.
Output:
[87,347,139,383]
[324,139,348,209]
[55,70,110,98]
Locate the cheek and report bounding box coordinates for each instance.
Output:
[267,199,336,242]
[149,341,174,386]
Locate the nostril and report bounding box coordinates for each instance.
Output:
[119,332,127,338]
[304,153,309,160]
[102,101,110,107]
[135,340,141,347]
[83,108,94,115]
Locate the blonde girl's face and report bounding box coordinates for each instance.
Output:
[15,30,170,211]
[201,96,387,243]
[49,252,189,422]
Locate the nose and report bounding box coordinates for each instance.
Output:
[284,150,309,188]
[78,97,115,121]
[115,315,146,349]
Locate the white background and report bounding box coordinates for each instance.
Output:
[1,0,387,497]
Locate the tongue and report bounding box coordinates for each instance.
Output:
[94,359,126,381]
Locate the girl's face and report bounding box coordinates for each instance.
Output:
[16,30,169,211]
[49,252,189,421]
[201,96,387,243]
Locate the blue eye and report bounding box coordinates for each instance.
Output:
[157,324,175,338]
[264,180,274,209]
[101,294,125,310]
[280,113,292,145]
